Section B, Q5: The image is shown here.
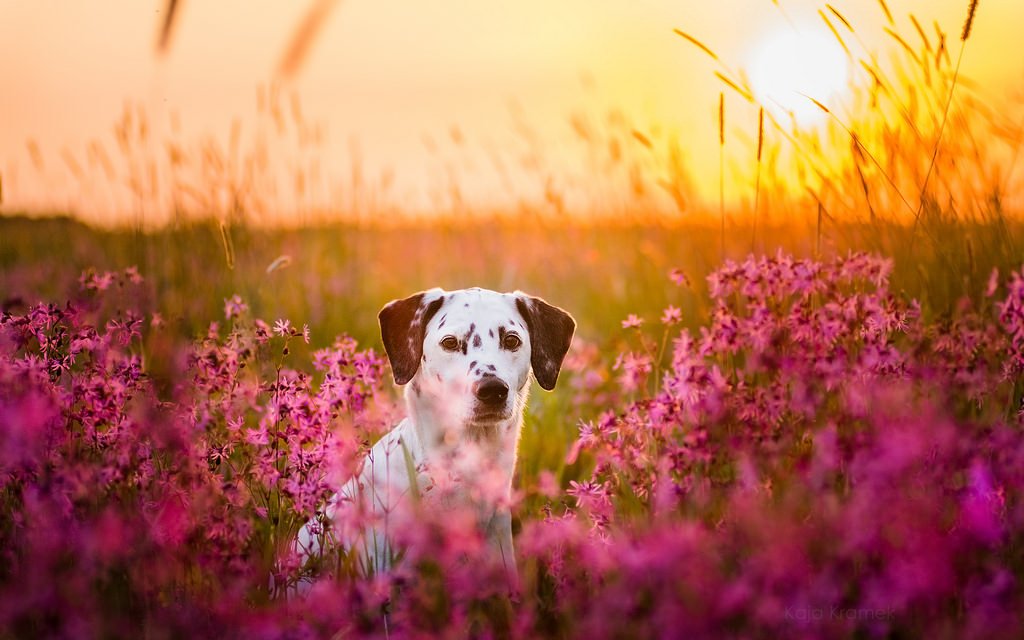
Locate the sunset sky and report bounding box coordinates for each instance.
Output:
[2,0,1022,223]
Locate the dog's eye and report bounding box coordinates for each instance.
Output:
[440,336,460,352]
[502,333,522,351]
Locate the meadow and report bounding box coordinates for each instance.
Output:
[3,0,1024,637]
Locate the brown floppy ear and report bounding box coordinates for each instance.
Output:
[514,293,576,391]
[379,288,446,385]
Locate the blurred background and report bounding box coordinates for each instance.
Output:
[2,0,1022,224]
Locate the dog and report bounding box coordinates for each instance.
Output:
[293,287,575,592]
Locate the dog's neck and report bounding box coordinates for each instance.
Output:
[403,381,528,494]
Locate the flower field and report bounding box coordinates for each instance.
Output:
[2,227,1023,638]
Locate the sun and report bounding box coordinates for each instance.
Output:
[747,26,850,127]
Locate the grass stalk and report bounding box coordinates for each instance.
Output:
[910,0,980,251]
[752,107,764,253]
[719,92,726,261]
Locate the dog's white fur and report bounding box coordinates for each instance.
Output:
[293,287,574,591]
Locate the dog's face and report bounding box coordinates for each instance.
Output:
[419,290,532,429]
[379,288,575,443]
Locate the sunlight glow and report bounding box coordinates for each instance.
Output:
[747,26,850,127]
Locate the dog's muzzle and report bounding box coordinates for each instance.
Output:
[473,376,509,408]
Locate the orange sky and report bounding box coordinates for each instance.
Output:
[2,0,1022,224]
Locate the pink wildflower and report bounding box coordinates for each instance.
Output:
[273,318,292,337]
[622,314,644,329]
[224,295,249,320]
[669,268,690,287]
[124,266,144,284]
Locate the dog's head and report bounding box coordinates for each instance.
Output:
[378,288,575,441]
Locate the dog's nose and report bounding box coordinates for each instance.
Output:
[474,377,509,406]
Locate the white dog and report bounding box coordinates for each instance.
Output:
[293,287,575,591]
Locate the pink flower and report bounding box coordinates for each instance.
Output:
[79,268,114,291]
[566,480,611,515]
[150,498,189,548]
[224,295,249,319]
[245,427,270,446]
[961,460,1004,545]
[621,314,644,329]
[123,266,144,284]
[661,305,682,325]
[613,351,653,391]
[536,470,561,498]
[669,268,690,287]
[273,318,292,337]
[253,319,271,343]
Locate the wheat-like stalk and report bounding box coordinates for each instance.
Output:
[26,140,45,172]
[820,10,851,57]
[714,72,753,102]
[673,29,719,61]
[910,15,932,52]
[277,0,341,79]
[826,5,853,32]
[884,28,920,65]
[61,149,84,181]
[156,0,179,53]
[962,0,979,41]
[876,0,894,26]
